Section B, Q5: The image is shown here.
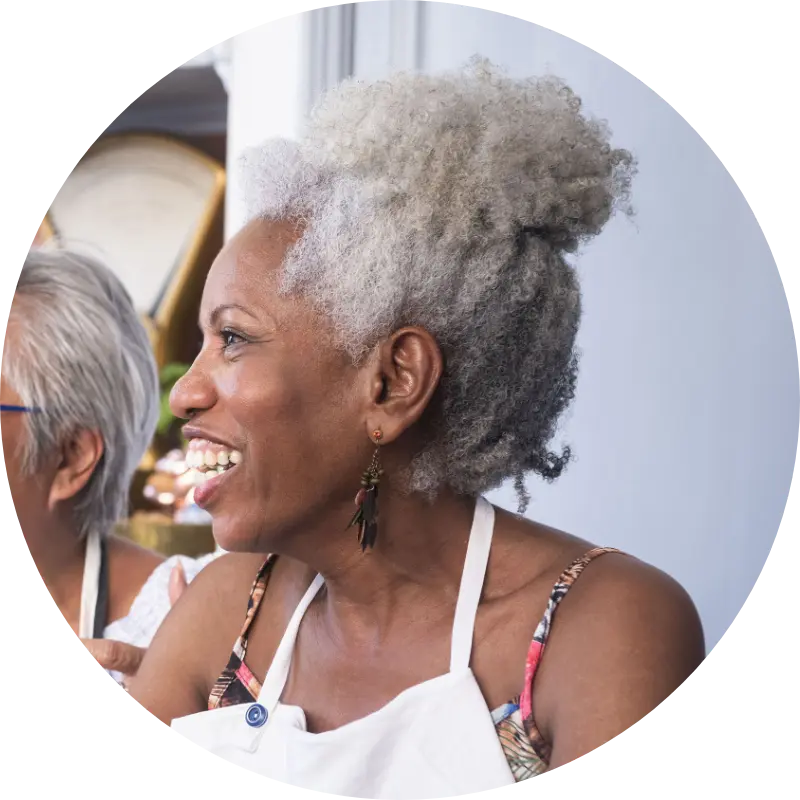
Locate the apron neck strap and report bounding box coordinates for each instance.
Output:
[79,528,106,639]
[93,536,110,639]
[258,573,325,710]
[256,496,495,708]
[449,497,495,672]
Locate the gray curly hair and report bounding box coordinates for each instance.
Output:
[242,60,635,509]
[3,250,159,538]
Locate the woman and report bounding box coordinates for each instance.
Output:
[131,63,704,793]
[2,249,211,681]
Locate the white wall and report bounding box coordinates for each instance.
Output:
[224,15,308,238]
[353,2,797,651]
[223,6,358,239]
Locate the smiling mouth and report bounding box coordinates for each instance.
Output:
[185,439,243,476]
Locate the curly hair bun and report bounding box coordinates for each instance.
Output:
[303,58,635,255]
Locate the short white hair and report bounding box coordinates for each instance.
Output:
[4,249,159,538]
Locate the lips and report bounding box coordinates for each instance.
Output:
[192,467,233,509]
[185,438,243,509]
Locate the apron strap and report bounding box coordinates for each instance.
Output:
[257,573,325,711]
[78,528,104,639]
[254,496,494,708]
[449,497,495,672]
[92,536,110,639]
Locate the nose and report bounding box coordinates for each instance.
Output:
[169,359,217,420]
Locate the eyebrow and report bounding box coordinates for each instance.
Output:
[208,303,260,327]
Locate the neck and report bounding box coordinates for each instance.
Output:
[279,488,480,637]
[26,515,89,634]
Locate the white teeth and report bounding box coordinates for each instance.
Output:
[184,442,241,473]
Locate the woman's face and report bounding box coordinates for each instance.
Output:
[171,218,370,553]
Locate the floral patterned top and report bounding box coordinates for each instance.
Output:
[209,547,619,780]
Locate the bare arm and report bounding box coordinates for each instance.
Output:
[532,554,705,770]
[128,552,266,725]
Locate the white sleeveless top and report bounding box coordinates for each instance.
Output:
[79,528,217,682]
[172,497,516,798]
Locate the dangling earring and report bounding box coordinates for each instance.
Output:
[347,430,384,551]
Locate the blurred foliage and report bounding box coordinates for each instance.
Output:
[156,363,191,437]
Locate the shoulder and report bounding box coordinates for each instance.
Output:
[106,533,164,576]
[105,534,165,623]
[177,550,270,606]
[490,510,702,654]
[162,551,270,645]
[129,551,268,723]
[543,550,704,659]
[529,549,705,767]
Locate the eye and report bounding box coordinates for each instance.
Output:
[221,328,247,349]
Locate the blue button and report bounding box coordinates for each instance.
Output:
[245,703,268,728]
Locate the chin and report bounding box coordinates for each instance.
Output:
[211,516,267,554]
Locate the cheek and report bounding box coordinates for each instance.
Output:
[2,424,25,491]
[2,432,51,527]
[221,350,355,434]
[219,364,310,432]
[222,358,360,488]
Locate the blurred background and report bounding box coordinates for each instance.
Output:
[29,1,798,652]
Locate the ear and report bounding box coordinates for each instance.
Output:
[365,327,444,443]
[48,429,104,510]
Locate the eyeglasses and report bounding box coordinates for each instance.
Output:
[0,405,41,413]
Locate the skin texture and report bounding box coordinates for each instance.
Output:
[130,219,705,771]
[2,305,164,658]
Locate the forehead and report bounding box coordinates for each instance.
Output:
[1,309,25,404]
[0,290,22,353]
[202,219,301,307]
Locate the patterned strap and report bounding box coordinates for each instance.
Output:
[520,547,621,744]
[208,555,277,710]
[232,554,277,661]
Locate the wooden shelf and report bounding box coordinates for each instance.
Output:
[115,518,215,558]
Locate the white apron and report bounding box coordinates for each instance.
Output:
[172,497,515,799]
